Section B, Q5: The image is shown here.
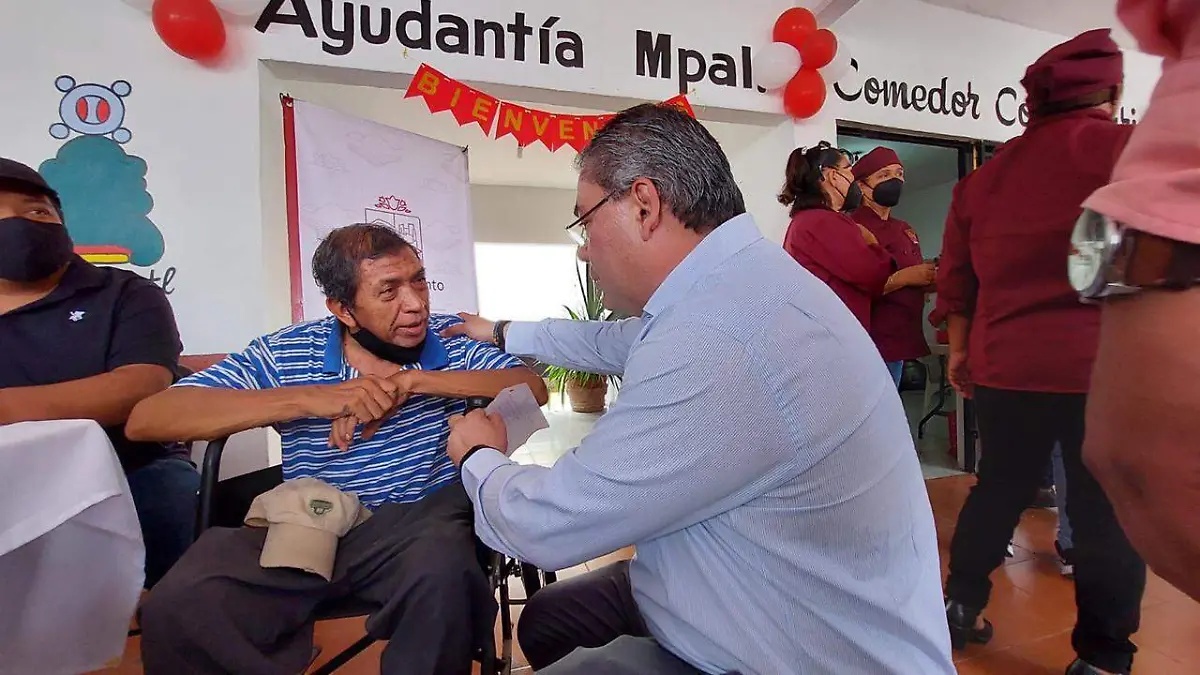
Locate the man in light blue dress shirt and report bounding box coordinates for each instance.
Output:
[443,104,954,675]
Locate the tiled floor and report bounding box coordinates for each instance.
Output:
[94,474,1198,674]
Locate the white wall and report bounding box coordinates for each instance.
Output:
[259,70,795,323]
[471,184,576,244]
[469,185,583,322]
[0,1,266,354]
[828,0,1161,142]
[1,0,1165,355]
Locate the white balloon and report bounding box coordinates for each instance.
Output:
[120,0,154,13]
[820,41,854,84]
[753,42,802,91]
[213,0,267,19]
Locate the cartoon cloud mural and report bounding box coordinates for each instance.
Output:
[40,135,164,266]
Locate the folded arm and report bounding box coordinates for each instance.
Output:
[505,317,646,376]
[0,280,182,428]
[0,365,174,427]
[126,385,314,442]
[785,219,893,295]
[402,366,548,406]
[127,338,300,442]
[462,324,790,571]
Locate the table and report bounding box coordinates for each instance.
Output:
[0,420,144,675]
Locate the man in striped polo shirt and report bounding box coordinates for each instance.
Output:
[128,224,547,675]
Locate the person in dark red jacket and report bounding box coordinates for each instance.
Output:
[851,147,937,386]
[938,29,1145,675]
[781,143,892,331]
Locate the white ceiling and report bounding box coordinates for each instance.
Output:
[916,0,1137,49]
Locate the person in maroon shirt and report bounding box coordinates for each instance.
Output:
[851,147,937,386]
[938,30,1145,675]
[780,142,892,331]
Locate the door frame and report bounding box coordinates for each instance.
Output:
[836,121,980,180]
[836,121,989,473]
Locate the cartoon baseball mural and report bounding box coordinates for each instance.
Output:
[39,76,165,267]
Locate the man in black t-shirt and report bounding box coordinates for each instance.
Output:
[0,157,197,587]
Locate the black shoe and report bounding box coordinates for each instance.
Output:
[945,599,994,651]
[1065,659,1120,674]
[1030,486,1057,509]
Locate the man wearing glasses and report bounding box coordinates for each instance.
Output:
[442,104,954,675]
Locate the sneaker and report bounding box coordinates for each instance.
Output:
[1056,541,1075,577]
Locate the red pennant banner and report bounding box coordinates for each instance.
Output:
[407,63,695,151]
[406,64,456,112]
[496,102,539,147]
[529,109,560,151]
[662,94,696,118]
[450,88,500,132]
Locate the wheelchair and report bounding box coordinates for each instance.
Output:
[191,436,554,675]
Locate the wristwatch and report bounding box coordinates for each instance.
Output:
[1069,209,1200,300]
[492,320,511,351]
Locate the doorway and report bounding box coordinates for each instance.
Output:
[835,124,993,477]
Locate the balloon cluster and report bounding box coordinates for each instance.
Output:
[120,0,264,63]
[753,8,853,120]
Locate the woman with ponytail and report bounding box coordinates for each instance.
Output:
[780,142,893,331]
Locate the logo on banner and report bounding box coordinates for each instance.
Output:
[367,195,423,255]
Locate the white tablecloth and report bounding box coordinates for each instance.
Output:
[0,420,144,675]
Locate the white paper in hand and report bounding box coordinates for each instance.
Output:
[486,384,549,456]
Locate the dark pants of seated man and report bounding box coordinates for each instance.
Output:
[126,456,200,589]
[140,481,495,675]
[518,561,705,675]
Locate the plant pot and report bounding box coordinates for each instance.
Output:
[566,379,608,413]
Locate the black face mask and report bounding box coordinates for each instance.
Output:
[841,181,864,213]
[348,319,426,365]
[871,178,904,208]
[0,217,73,282]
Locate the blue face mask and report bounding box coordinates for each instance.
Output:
[0,217,73,282]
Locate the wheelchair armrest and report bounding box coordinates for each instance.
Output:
[194,436,230,538]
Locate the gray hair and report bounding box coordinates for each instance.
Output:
[574,104,745,232]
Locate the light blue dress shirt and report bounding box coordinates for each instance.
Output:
[462,214,954,675]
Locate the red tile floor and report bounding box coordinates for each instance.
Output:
[95,475,1198,674]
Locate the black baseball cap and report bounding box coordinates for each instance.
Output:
[0,157,62,211]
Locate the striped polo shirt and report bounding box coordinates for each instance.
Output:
[177,314,525,508]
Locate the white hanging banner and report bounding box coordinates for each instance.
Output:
[284,98,478,321]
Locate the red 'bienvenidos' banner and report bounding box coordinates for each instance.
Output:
[406,63,694,152]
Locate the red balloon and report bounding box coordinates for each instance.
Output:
[800,29,838,70]
[152,0,227,61]
[783,69,827,120]
[772,7,818,51]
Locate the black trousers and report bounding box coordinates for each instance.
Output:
[140,482,496,675]
[945,387,1146,674]
[517,561,706,674]
[517,561,651,670]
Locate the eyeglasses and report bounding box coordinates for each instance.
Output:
[565,190,620,246]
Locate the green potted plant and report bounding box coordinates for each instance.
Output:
[543,262,620,413]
